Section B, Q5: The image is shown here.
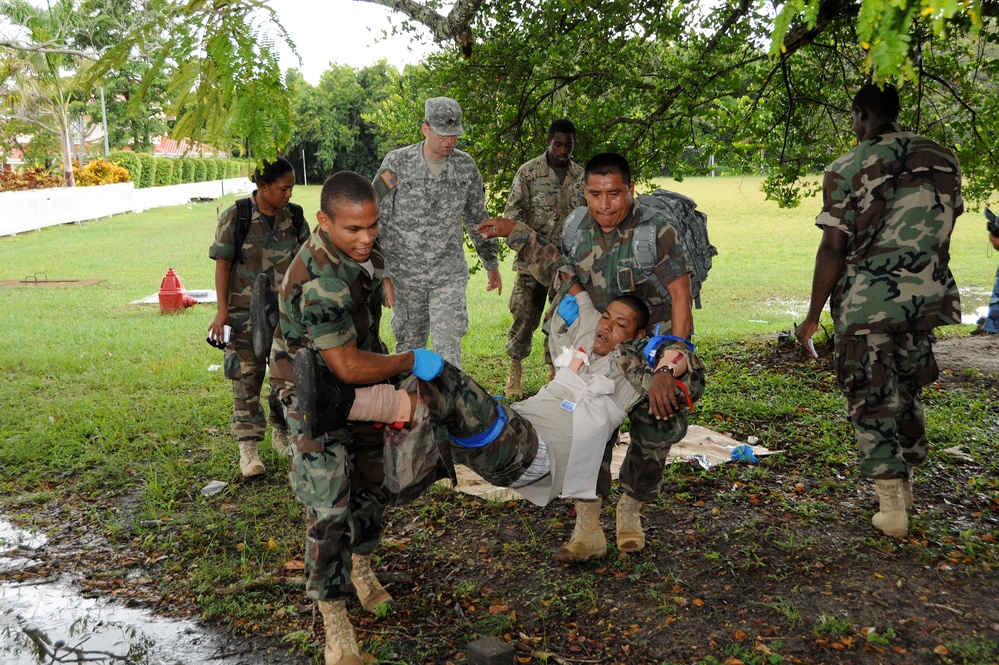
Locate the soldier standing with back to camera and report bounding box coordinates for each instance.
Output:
[796,83,963,540]
[372,97,501,368]
[502,119,584,399]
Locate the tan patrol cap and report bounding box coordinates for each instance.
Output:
[424,97,464,137]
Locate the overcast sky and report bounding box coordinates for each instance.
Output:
[264,0,438,83]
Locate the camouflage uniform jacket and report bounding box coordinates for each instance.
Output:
[505,220,706,402]
[503,152,583,272]
[208,194,311,330]
[818,122,963,335]
[270,230,388,453]
[507,203,690,331]
[372,141,499,282]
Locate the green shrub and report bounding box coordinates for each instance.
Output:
[153,159,174,187]
[204,159,219,182]
[136,153,156,188]
[179,158,194,183]
[193,158,207,182]
[170,158,184,184]
[108,150,142,184]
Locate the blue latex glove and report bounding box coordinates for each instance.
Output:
[411,348,444,380]
[730,444,758,463]
[557,294,579,326]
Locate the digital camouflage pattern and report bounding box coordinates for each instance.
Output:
[372,141,499,366]
[504,152,584,360]
[511,204,695,502]
[387,272,468,367]
[210,195,308,443]
[834,332,938,479]
[817,122,963,335]
[269,229,390,602]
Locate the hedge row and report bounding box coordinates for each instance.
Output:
[106,152,245,188]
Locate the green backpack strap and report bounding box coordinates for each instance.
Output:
[561,206,590,268]
[232,197,253,268]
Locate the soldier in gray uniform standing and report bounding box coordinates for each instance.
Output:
[502,119,584,399]
[372,97,502,368]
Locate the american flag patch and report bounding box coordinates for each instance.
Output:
[379,170,398,190]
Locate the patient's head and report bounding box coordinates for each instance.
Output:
[592,295,649,356]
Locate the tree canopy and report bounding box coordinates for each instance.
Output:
[4,0,998,204]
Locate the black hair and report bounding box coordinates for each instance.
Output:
[320,171,377,218]
[584,152,631,185]
[252,155,295,186]
[852,83,900,121]
[610,294,650,333]
[548,119,576,140]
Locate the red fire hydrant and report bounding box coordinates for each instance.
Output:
[158,267,198,314]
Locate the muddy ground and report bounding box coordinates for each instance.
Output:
[3,335,998,664]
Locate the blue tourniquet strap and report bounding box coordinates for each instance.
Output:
[451,405,508,449]
[643,334,695,366]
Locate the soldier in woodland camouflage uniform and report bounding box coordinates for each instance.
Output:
[209,156,308,478]
[268,172,446,665]
[371,97,502,368]
[502,119,584,398]
[796,83,963,540]
[478,152,697,560]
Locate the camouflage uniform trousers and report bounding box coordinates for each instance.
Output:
[835,331,939,479]
[223,329,286,444]
[288,422,388,601]
[390,275,468,369]
[423,363,540,486]
[595,404,689,501]
[506,270,553,367]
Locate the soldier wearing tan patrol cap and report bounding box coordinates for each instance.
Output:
[372,97,502,369]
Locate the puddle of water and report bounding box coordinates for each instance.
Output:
[1,519,304,664]
[961,305,989,325]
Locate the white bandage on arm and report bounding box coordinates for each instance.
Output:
[347,385,412,424]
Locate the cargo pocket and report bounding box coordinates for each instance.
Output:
[223,346,241,380]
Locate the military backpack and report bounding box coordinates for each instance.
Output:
[562,189,717,308]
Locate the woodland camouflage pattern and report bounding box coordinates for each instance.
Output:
[209,197,307,443]
[503,152,584,360]
[818,122,961,481]
[507,219,699,501]
[269,229,390,602]
[817,121,963,335]
[835,332,937,479]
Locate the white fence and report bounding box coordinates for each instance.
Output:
[0,178,254,237]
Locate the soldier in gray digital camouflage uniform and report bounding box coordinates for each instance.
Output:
[269,171,446,665]
[479,152,697,561]
[372,97,502,369]
[209,156,309,478]
[795,83,963,540]
[502,118,584,398]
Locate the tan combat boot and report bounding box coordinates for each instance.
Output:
[505,358,523,400]
[901,465,914,511]
[351,553,393,612]
[552,499,607,562]
[238,441,265,477]
[316,600,363,665]
[616,493,645,552]
[271,426,291,457]
[872,479,908,538]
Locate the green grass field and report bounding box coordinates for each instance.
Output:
[1,177,996,664]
